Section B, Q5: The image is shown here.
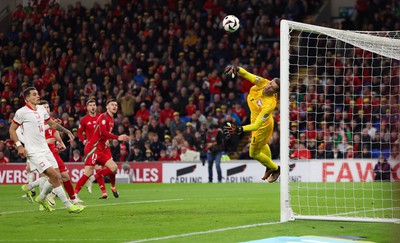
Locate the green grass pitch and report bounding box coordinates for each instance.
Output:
[0,183,399,243]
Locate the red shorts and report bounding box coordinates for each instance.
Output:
[51,150,68,173]
[84,145,112,166]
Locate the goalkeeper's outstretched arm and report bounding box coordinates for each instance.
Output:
[238,68,270,88]
[225,66,270,87]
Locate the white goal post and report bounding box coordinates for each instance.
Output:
[280,20,400,223]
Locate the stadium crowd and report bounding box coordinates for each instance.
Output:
[0,0,399,164]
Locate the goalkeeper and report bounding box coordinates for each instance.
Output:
[223,65,280,182]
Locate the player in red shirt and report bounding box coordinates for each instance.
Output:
[74,99,130,199]
[77,99,108,195]
[78,99,100,143]
[40,100,82,205]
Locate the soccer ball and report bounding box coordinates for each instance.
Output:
[222,15,240,33]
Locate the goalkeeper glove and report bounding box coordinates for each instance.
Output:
[224,65,239,78]
[223,122,243,139]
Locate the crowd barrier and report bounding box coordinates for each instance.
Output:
[0,159,399,184]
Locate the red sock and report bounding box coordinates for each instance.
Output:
[96,176,107,194]
[74,174,88,194]
[63,180,76,200]
[109,173,116,188]
[95,168,107,193]
[94,168,113,178]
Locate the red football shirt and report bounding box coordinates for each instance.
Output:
[78,113,100,143]
[45,118,57,152]
[87,112,118,150]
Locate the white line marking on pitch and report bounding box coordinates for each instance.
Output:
[125,221,283,243]
[0,221,282,242]
[0,198,183,215]
[329,207,400,217]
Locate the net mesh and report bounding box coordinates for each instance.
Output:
[286,23,400,221]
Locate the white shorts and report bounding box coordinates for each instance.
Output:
[27,150,58,174]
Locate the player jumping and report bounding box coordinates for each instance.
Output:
[223,66,281,182]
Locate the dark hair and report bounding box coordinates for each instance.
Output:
[86,99,96,106]
[106,99,117,105]
[38,100,49,105]
[23,87,37,99]
[273,78,280,90]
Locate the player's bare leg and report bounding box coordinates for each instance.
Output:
[46,168,81,207]
[21,175,47,203]
[39,167,84,213]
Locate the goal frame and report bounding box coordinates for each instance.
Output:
[279,20,400,223]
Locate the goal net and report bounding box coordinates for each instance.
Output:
[280,20,400,223]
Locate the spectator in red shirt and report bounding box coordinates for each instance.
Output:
[306,122,317,140]
[4,69,18,90]
[84,78,97,97]
[32,74,45,93]
[208,69,222,100]
[119,143,129,162]
[135,102,150,123]
[158,150,170,162]
[1,83,11,100]
[0,151,10,163]
[233,103,247,124]
[12,4,26,22]
[198,94,206,113]
[159,102,175,124]
[0,99,7,115]
[69,149,83,162]
[290,143,312,159]
[345,145,354,159]
[185,97,197,116]
[41,67,56,86]
[168,148,181,161]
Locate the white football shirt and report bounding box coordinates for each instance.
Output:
[13,104,51,153]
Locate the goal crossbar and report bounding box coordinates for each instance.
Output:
[283,21,400,60]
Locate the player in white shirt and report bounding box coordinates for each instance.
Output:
[17,112,83,209]
[9,87,84,213]
[17,126,52,209]
[16,127,39,198]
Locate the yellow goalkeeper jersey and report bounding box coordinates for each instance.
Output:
[238,68,277,133]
